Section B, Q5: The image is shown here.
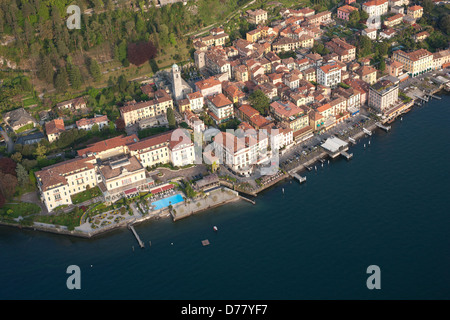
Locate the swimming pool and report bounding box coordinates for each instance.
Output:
[151,193,184,210]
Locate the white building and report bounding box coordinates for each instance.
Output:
[187,91,204,112]
[76,115,109,131]
[317,63,342,88]
[213,131,268,175]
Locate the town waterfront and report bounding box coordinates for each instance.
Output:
[1,93,449,300]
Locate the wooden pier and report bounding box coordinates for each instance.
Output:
[375,122,391,132]
[128,224,145,248]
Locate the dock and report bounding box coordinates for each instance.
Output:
[363,128,372,136]
[375,122,391,132]
[340,150,353,160]
[239,195,255,205]
[429,94,441,100]
[348,137,357,145]
[128,224,145,248]
[291,172,306,183]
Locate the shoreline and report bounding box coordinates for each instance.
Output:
[2,89,447,240]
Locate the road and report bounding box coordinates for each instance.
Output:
[0,126,14,154]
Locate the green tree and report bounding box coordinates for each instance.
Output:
[54,68,69,92]
[68,64,82,90]
[37,55,54,83]
[11,152,22,163]
[167,107,176,129]
[89,58,102,82]
[248,90,270,115]
[16,163,29,187]
[34,143,47,161]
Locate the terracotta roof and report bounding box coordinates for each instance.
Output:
[35,156,96,192]
[77,134,138,157]
[76,115,108,128]
[207,93,233,108]
[195,77,222,90]
[363,0,387,6]
[45,118,65,135]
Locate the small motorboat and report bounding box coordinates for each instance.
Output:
[213,226,218,232]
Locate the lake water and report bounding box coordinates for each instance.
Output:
[1,93,449,300]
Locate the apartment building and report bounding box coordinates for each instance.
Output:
[384,13,404,27]
[35,156,97,212]
[325,38,356,62]
[356,65,378,85]
[213,131,268,175]
[337,5,358,21]
[120,90,173,127]
[407,5,423,19]
[368,76,399,113]
[392,49,433,77]
[206,93,234,124]
[187,91,204,112]
[195,77,222,98]
[246,9,268,25]
[317,63,342,88]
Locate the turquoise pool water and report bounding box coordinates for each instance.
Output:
[152,193,184,210]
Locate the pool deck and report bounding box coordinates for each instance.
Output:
[170,187,240,222]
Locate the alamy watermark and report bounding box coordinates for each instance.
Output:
[66,265,81,290]
[366,265,381,290]
[66,5,81,30]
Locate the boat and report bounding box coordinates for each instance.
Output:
[213,226,218,232]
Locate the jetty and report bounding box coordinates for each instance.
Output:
[363,128,372,136]
[340,150,353,160]
[290,172,307,183]
[239,195,256,205]
[375,122,391,132]
[128,224,145,248]
[429,94,441,100]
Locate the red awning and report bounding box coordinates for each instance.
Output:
[124,188,138,195]
[151,184,173,194]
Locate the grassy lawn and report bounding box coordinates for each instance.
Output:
[33,208,83,231]
[0,202,41,219]
[15,123,35,134]
[71,186,102,205]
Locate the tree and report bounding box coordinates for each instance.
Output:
[439,15,450,35]
[37,55,54,83]
[11,152,22,163]
[16,164,29,187]
[0,172,18,200]
[68,64,82,90]
[0,158,17,176]
[54,68,69,92]
[422,0,433,15]
[167,107,176,129]
[89,58,102,82]
[34,143,48,160]
[248,90,270,115]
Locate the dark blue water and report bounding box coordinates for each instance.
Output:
[1,95,449,300]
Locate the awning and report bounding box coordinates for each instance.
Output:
[124,188,138,195]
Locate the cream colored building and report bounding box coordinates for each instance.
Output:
[120,89,173,127]
[433,49,450,70]
[407,5,423,19]
[246,9,268,25]
[35,156,97,212]
[392,49,433,77]
[356,65,378,85]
